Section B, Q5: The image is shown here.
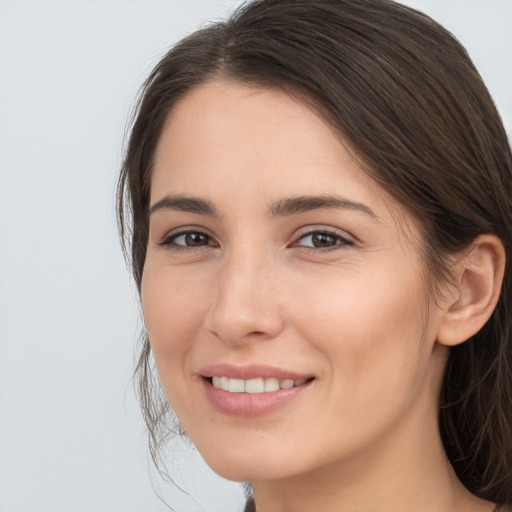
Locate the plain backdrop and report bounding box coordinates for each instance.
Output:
[0,1,510,511]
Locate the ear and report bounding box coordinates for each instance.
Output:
[436,234,505,347]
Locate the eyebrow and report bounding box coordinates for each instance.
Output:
[268,194,378,219]
[149,195,218,217]
[148,193,378,220]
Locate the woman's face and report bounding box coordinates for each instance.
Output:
[142,80,450,483]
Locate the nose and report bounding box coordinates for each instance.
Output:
[204,249,285,346]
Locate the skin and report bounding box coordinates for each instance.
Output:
[142,80,499,512]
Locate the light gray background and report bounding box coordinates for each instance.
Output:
[0,1,510,511]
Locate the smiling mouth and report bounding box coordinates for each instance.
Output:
[207,376,314,393]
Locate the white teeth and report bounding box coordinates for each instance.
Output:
[280,379,294,389]
[212,376,229,391]
[245,378,264,393]
[264,377,280,392]
[228,378,245,393]
[219,376,229,391]
[211,376,309,393]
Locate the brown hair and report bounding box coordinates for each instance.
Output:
[118,0,512,503]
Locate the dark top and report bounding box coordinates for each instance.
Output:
[243,499,511,511]
[243,498,256,512]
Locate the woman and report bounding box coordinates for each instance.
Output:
[118,0,512,510]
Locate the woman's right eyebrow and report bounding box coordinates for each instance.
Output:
[148,195,218,217]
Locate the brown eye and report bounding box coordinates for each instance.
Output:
[310,233,338,248]
[296,231,352,250]
[162,231,212,248]
[182,232,209,246]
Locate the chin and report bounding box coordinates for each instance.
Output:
[208,460,290,483]
[197,442,302,483]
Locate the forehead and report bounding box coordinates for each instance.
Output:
[153,80,342,180]
[151,80,411,227]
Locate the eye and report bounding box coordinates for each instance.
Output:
[159,230,215,250]
[293,230,353,251]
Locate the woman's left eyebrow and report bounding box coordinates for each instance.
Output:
[268,195,379,220]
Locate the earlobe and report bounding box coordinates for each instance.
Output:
[436,234,506,347]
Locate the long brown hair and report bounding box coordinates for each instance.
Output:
[118,0,512,503]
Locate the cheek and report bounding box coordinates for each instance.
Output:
[141,264,210,371]
[294,262,432,395]
[280,265,438,465]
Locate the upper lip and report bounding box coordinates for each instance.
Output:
[199,363,313,381]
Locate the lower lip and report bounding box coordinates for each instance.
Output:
[202,378,312,417]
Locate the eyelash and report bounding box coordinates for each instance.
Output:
[158,228,354,253]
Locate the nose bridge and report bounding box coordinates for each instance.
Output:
[206,242,283,343]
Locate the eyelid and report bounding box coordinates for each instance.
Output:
[293,225,354,241]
